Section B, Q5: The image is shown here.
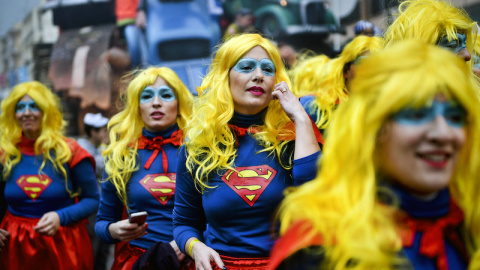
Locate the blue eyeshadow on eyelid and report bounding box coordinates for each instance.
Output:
[15,100,40,113]
[139,86,176,104]
[392,100,466,127]
[232,58,276,76]
[438,33,467,54]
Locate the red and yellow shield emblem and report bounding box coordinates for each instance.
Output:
[139,173,176,206]
[16,175,52,202]
[221,165,277,207]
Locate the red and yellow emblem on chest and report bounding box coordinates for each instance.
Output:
[139,173,176,206]
[221,165,277,207]
[16,175,53,202]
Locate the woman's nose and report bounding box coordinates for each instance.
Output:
[458,48,472,62]
[426,116,456,143]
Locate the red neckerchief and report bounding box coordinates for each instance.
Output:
[228,120,323,146]
[397,200,468,270]
[228,124,262,147]
[17,135,37,155]
[136,129,183,171]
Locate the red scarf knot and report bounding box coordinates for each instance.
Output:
[399,200,467,270]
[228,124,261,136]
[228,124,261,147]
[136,129,183,171]
[228,121,323,146]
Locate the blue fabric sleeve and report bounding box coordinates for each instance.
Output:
[173,146,206,254]
[56,159,99,226]
[292,151,320,186]
[95,169,124,244]
[299,96,318,124]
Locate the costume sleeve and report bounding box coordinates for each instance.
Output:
[56,159,100,226]
[173,146,207,254]
[95,168,124,244]
[300,96,318,124]
[292,151,320,186]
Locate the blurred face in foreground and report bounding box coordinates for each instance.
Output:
[377,94,466,196]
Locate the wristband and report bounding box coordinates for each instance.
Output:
[188,239,200,256]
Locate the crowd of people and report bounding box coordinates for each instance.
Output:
[1,0,480,269]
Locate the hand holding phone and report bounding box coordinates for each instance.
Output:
[129,211,148,225]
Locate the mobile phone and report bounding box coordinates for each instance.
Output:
[128,211,148,225]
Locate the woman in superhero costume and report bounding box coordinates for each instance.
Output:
[95,67,193,270]
[0,81,99,269]
[173,33,323,270]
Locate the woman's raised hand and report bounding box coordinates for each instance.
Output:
[271,81,310,123]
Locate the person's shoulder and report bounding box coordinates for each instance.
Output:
[65,137,96,168]
[65,137,84,151]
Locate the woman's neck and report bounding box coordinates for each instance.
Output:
[381,182,450,218]
[23,131,40,140]
[142,123,179,139]
[230,108,267,128]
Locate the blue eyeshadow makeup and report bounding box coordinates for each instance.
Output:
[140,86,176,104]
[438,33,467,54]
[232,58,276,76]
[15,100,40,113]
[392,100,466,128]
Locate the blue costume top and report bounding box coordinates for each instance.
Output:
[173,111,321,257]
[95,124,182,249]
[270,186,469,270]
[3,136,99,225]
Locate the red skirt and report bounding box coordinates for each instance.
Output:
[0,211,93,270]
[111,242,146,270]
[182,254,270,270]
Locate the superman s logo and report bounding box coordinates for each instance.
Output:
[221,165,277,207]
[140,173,176,206]
[16,175,52,202]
